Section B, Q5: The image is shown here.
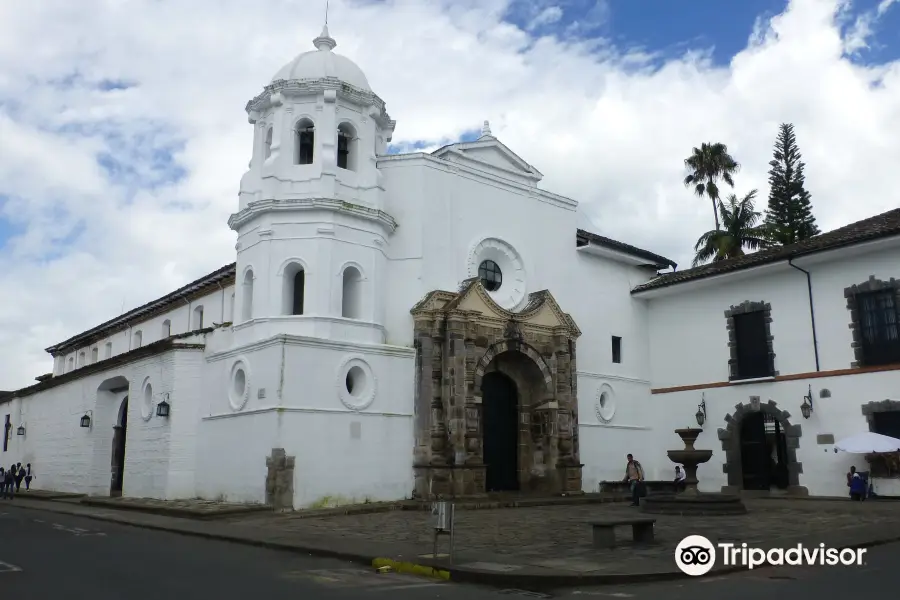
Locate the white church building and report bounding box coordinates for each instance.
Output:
[3,26,900,507]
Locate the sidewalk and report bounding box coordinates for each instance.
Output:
[8,495,900,589]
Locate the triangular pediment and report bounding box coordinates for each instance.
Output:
[432,137,543,183]
[411,279,580,337]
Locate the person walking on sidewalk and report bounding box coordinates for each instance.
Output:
[2,465,15,499]
[623,453,645,506]
[14,462,25,493]
[24,463,33,491]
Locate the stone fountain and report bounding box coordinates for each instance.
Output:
[641,428,747,516]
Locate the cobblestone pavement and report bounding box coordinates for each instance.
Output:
[231,499,900,572]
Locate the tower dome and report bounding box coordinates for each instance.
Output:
[271,25,371,91]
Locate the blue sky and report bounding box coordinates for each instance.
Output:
[506,0,900,65]
[503,0,900,64]
[505,0,787,63]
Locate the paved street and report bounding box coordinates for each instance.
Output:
[0,505,498,599]
[1,502,897,599]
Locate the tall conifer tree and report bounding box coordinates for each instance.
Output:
[765,123,819,244]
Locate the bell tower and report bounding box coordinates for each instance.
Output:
[228,26,398,347]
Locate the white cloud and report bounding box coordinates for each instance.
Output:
[529,6,564,30]
[1,0,899,388]
[842,0,899,53]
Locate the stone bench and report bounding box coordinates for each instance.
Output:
[588,517,656,548]
[599,480,680,495]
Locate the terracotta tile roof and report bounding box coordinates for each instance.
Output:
[632,208,900,294]
[576,230,677,269]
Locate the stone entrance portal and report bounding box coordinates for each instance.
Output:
[411,278,582,498]
[718,397,807,496]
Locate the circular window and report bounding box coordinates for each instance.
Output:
[467,237,527,310]
[228,359,251,411]
[337,356,376,411]
[595,385,616,423]
[140,378,153,421]
[478,260,503,291]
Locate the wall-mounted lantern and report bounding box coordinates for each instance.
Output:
[156,393,170,418]
[695,394,707,427]
[16,424,25,436]
[800,385,814,419]
[80,411,93,428]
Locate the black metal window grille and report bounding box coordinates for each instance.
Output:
[857,290,900,366]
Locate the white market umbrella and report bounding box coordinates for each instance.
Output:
[834,432,900,454]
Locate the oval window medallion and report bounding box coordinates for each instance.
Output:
[140,377,154,421]
[595,384,616,423]
[229,358,251,412]
[467,237,527,310]
[336,355,377,411]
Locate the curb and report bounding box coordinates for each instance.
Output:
[79,498,272,520]
[371,558,451,581]
[9,501,900,590]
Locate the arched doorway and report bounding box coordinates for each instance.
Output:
[739,411,790,490]
[110,396,128,497]
[482,372,519,492]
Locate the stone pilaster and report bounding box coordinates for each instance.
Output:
[463,319,481,466]
[445,314,468,469]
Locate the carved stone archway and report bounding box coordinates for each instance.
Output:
[717,397,808,496]
[473,338,555,396]
[410,278,581,498]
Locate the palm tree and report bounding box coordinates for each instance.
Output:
[684,142,740,230]
[692,190,770,267]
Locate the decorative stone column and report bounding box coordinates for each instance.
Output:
[553,333,582,493]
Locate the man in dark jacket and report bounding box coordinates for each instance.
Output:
[14,463,25,492]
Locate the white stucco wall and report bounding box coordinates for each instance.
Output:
[3,347,203,499]
[636,240,900,497]
[197,336,415,507]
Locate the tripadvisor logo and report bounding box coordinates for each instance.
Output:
[675,535,867,576]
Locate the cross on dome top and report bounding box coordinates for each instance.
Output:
[313,25,337,52]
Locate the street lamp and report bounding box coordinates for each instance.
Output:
[800,385,813,419]
[16,425,25,436]
[80,411,92,428]
[695,394,707,427]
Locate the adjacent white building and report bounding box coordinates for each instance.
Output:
[3,25,899,506]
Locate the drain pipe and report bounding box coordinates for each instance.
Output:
[788,258,820,372]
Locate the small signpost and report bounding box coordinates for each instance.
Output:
[430,500,456,563]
